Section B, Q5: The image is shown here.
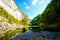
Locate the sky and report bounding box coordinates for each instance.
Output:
[14,0,51,19]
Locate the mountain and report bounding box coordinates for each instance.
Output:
[0,0,30,34]
[0,0,24,20]
[31,0,60,31]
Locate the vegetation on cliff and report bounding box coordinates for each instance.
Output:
[0,6,30,26]
[31,0,60,31]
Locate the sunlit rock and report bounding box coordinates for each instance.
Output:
[0,0,23,20]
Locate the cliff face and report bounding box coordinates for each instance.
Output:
[0,0,23,20]
[0,0,30,34]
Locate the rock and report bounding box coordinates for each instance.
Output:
[0,0,24,20]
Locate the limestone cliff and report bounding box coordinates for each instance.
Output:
[0,0,24,20]
[0,0,30,34]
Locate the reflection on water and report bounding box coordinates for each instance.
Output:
[10,30,60,40]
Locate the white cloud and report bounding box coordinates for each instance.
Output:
[23,2,26,6]
[26,6,30,9]
[40,0,44,4]
[23,2,25,5]
[31,0,38,6]
[23,2,31,9]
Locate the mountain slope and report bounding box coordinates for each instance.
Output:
[0,0,30,34]
[0,6,21,24]
[0,6,30,40]
[0,0,24,20]
[31,0,60,31]
[0,0,30,25]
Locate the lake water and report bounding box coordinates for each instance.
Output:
[10,30,60,40]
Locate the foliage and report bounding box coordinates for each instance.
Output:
[0,6,22,25]
[31,0,60,31]
[31,14,41,25]
[21,14,30,26]
[0,6,30,26]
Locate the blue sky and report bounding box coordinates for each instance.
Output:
[14,0,51,19]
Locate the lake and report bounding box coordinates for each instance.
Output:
[10,30,60,40]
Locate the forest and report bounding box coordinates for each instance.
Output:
[31,0,60,31]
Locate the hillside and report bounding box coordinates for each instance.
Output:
[0,0,30,40]
[0,0,30,34]
[31,0,60,31]
[0,0,23,20]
